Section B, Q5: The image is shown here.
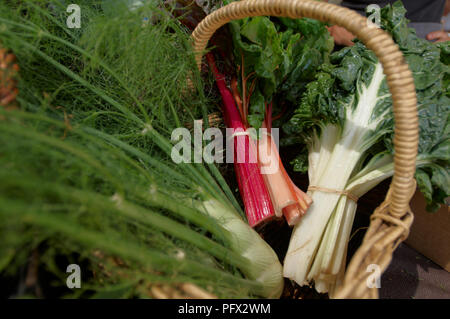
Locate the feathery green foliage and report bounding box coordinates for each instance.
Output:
[0,0,283,298]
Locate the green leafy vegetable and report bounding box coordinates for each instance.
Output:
[229,13,333,129]
[283,1,449,295]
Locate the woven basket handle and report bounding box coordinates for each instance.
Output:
[191,0,419,299]
[191,0,418,221]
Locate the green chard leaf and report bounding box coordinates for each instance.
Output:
[285,1,450,211]
[415,169,434,210]
[229,13,333,128]
[247,89,266,130]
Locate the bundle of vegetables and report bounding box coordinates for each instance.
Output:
[0,0,283,298]
[283,1,450,294]
[206,53,276,227]
[206,1,334,226]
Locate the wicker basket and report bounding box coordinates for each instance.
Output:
[191,0,419,299]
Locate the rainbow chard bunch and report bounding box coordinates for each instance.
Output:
[207,6,333,226]
[283,1,450,295]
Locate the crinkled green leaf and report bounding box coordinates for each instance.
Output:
[415,169,434,211]
[229,13,333,128]
[285,1,450,211]
[247,89,266,130]
[430,165,450,196]
[291,153,309,174]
